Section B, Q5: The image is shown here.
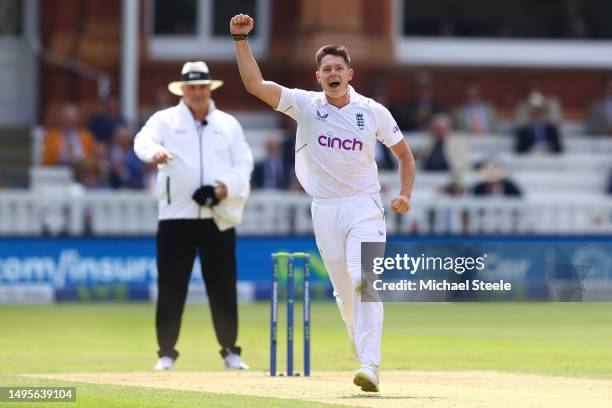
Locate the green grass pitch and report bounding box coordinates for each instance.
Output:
[1,302,612,407]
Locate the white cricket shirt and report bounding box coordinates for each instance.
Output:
[276,86,404,199]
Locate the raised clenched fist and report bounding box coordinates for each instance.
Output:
[230,14,254,35]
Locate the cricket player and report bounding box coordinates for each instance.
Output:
[230,14,415,392]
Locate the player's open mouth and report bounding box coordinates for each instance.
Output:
[329,80,341,88]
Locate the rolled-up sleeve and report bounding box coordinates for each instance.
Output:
[217,118,254,198]
[134,112,165,162]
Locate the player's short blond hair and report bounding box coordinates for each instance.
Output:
[315,45,351,68]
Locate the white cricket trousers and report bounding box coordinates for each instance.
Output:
[311,194,386,367]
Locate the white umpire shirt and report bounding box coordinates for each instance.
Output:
[275,85,404,199]
[134,99,254,230]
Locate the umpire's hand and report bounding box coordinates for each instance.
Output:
[152,148,173,164]
[192,185,221,207]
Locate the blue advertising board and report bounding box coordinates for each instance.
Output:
[0,237,328,302]
[1,236,611,303]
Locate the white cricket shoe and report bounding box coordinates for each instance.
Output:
[155,356,174,371]
[224,352,249,370]
[353,364,379,392]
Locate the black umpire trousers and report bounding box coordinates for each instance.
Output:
[156,219,241,360]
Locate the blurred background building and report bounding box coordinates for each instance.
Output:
[1,0,611,242]
[1,0,611,238]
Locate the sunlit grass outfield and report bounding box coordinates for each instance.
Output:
[0,375,344,408]
[1,302,612,407]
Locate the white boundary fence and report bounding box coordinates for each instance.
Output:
[1,190,611,236]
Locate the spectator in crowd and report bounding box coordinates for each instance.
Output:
[76,143,111,189]
[587,74,612,136]
[473,160,522,197]
[273,115,302,191]
[279,115,297,172]
[452,80,497,134]
[42,104,96,171]
[514,77,563,126]
[252,136,290,189]
[436,173,470,234]
[109,125,144,189]
[607,169,612,195]
[419,113,470,173]
[439,172,466,197]
[375,143,397,170]
[391,71,444,131]
[515,92,563,154]
[89,96,126,144]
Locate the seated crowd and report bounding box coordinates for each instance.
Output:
[42,100,156,190]
[386,72,612,197]
[42,73,612,195]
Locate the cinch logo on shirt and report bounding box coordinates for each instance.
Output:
[318,133,363,151]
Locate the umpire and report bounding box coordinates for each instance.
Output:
[134,61,253,370]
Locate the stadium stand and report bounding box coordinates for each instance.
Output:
[4,122,610,237]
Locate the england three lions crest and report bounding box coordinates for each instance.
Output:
[356,113,365,130]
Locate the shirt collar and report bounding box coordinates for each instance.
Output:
[178,99,216,122]
[321,85,357,106]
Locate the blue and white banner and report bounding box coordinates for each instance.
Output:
[0,237,328,303]
[2,236,611,303]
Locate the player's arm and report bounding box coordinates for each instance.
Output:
[230,14,282,109]
[389,139,415,214]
